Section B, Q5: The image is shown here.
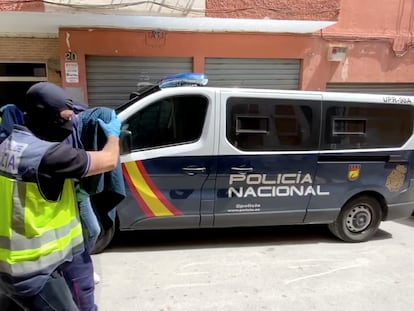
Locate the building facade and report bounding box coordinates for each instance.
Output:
[0,0,413,108]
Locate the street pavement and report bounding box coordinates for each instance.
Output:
[93,218,414,311]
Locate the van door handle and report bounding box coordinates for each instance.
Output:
[231,167,253,173]
[182,167,206,175]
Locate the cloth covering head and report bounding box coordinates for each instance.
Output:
[23,82,74,142]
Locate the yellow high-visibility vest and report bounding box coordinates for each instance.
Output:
[0,177,83,277]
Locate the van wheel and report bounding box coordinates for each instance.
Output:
[328,196,382,242]
[91,221,116,254]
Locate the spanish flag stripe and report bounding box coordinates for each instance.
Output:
[124,161,174,216]
[136,161,183,216]
[122,163,155,217]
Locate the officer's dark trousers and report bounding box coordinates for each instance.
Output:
[0,270,79,310]
[63,249,98,311]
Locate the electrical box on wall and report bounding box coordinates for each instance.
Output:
[327,46,348,62]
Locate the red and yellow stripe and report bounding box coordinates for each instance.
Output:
[122,161,182,217]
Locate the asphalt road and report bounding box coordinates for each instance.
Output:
[93,218,414,311]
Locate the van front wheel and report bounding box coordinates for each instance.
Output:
[91,221,116,254]
[328,196,382,242]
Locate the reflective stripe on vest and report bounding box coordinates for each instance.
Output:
[0,176,83,277]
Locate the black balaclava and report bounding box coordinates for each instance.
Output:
[24,82,74,142]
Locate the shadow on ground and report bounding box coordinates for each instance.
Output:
[393,216,414,228]
[104,223,392,253]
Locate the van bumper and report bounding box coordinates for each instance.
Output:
[386,201,414,220]
[385,179,414,220]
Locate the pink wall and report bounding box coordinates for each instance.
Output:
[0,0,43,11]
[57,0,414,98]
[319,0,414,83]
[325,0,411,38]
[206,0,340,21]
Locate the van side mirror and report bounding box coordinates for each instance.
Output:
[120,129,132,155]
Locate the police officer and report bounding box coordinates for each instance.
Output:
[0,82,121,310]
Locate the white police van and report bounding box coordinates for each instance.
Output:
[98,73,414,251]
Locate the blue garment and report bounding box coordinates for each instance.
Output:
[78,193,101,252]
[0,104,25,143]
[67,111,102,251]
[77,107,126,231]
[65,111,102,252]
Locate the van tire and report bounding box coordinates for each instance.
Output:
[328,196,382,242]
[91,222,116,254]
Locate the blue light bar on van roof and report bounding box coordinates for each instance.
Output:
[158,72,208,89]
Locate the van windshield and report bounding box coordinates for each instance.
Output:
[115,83,160,114]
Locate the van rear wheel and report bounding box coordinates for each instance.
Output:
[328,196,382,242]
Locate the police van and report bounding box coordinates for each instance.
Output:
[100,73,414,251]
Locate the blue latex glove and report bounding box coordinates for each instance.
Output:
[97,111,121,137]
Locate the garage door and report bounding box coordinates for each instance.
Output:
[205,58,300,89]
[86,56,193,108]
[326,83,414,95]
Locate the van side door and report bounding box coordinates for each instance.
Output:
[118,89,217,230]
[305,98,414,223]
[215,92,322,227]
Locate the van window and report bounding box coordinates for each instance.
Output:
[322,102,414,149]
[226,97,319,151]
[123,95,208,150]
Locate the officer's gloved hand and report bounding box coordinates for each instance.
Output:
[98,111,121,137]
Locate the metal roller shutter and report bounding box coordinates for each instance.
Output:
[86,56,193,108]
[205,58,300,89]
[326,83,414,95]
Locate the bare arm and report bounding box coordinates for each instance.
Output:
[85,135,120,176]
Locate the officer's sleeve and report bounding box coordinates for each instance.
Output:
[39,142,90,179]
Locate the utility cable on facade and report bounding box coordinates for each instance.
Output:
[0,0,339,15]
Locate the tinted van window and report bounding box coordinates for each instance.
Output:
[322,102,414,149]
[226,97,320,151]
[123,95,208,150]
